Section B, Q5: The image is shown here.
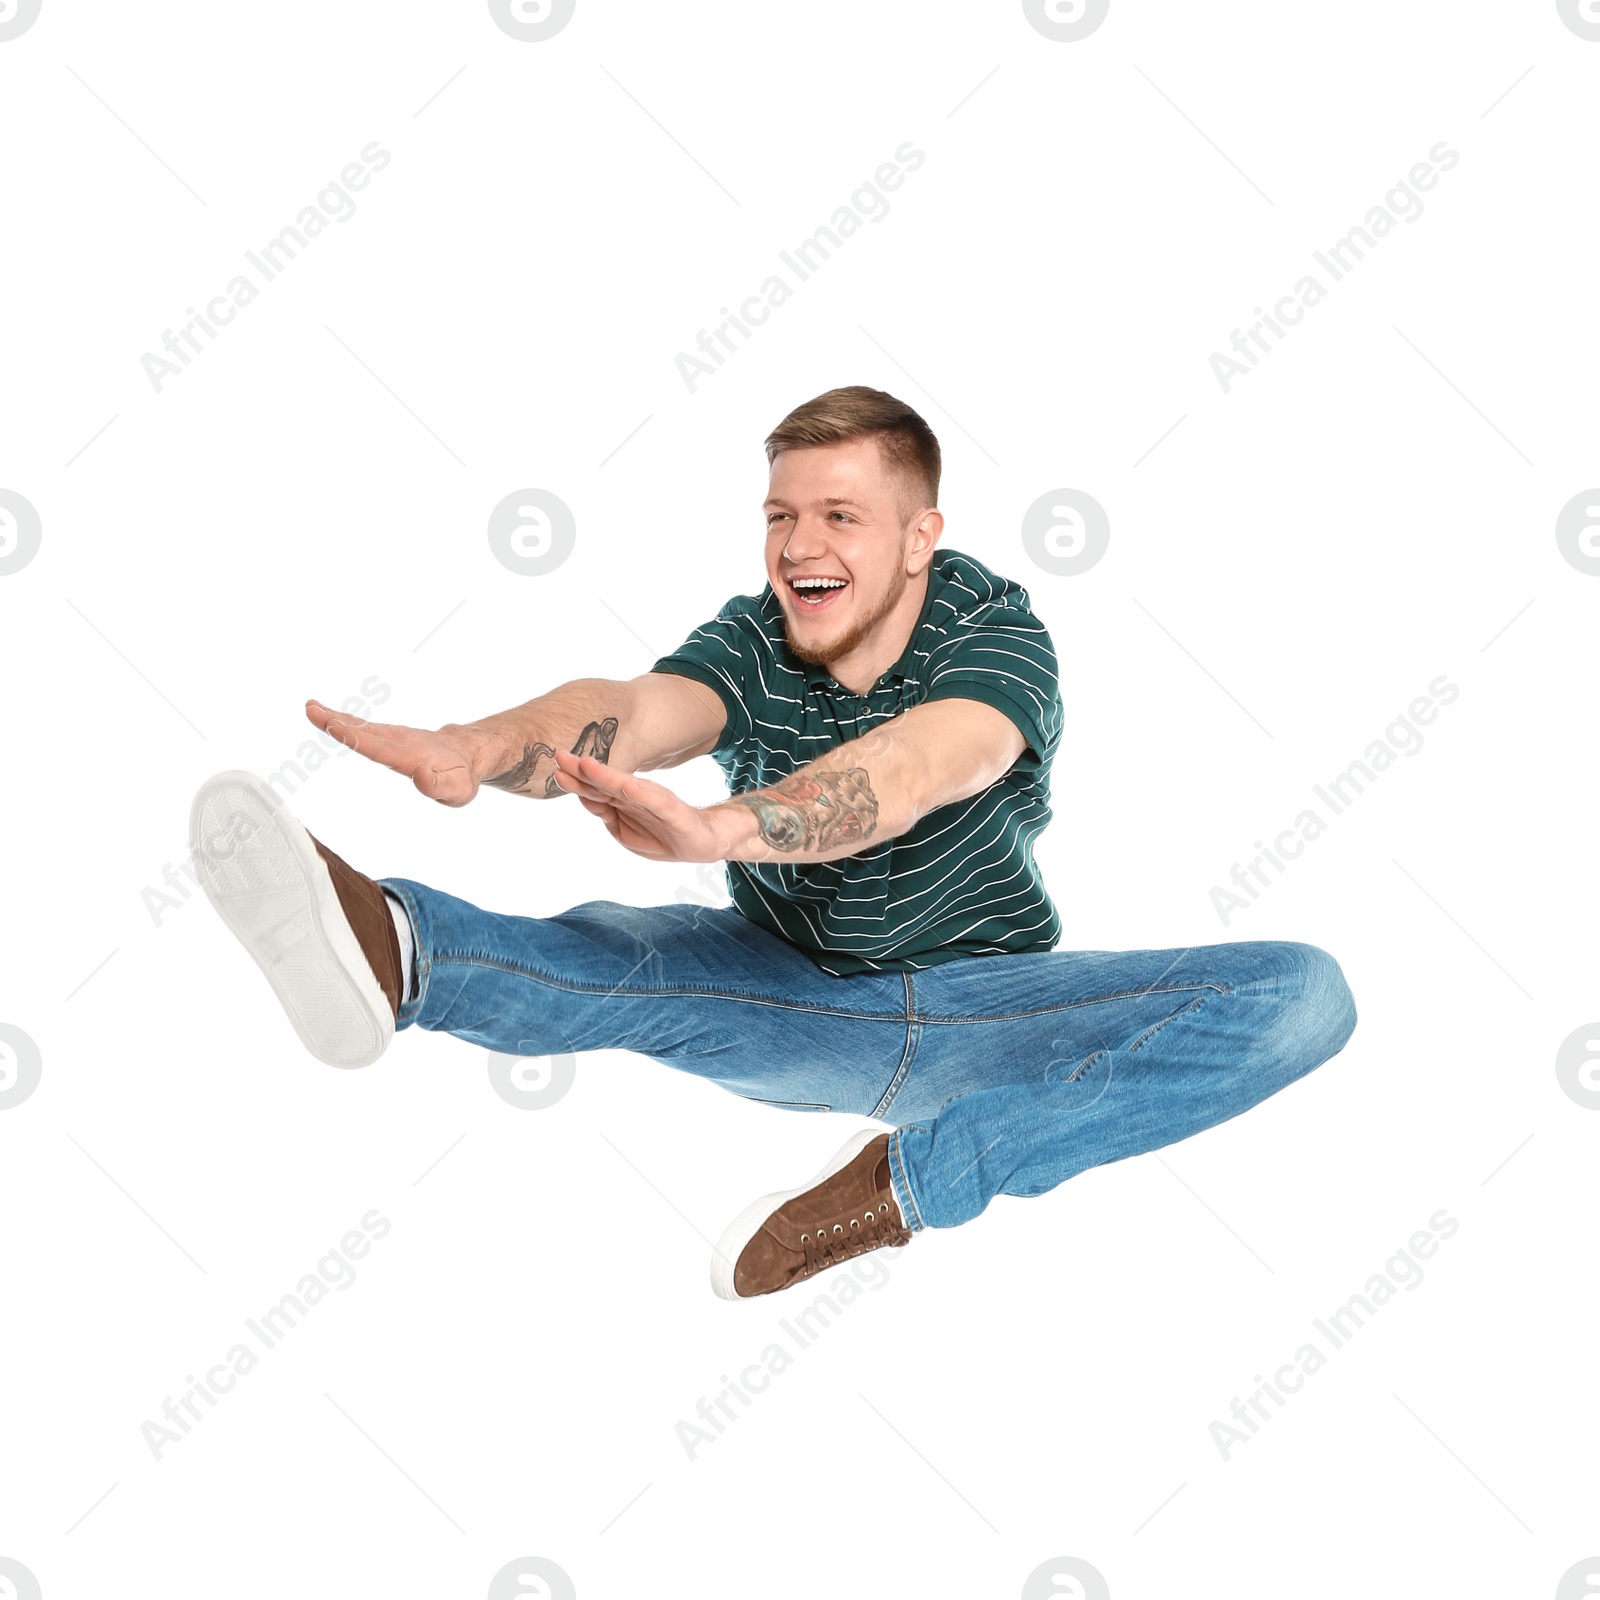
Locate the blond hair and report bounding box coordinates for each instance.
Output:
[764,386,941,522]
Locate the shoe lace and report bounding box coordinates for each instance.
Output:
[799,1201,907,1277]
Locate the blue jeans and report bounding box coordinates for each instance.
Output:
[380,880,1357,1232]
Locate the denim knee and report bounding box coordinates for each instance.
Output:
[1280,941,1357,1066]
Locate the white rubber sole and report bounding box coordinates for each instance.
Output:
[189,770,394,1069]
[709,1127,886,1301]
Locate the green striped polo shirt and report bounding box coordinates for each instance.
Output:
[650,547,1063,976]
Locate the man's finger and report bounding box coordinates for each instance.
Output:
[552,748,611,791]
[307,698,370,733]
[574,753,648,797]
[567,756,674,819]
[554,749,635,795]
[307,699,363,750]
[551,768,602,800]
[554,765,632,809]
[306,700,405,762]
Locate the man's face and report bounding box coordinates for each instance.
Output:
[762,435,929,668]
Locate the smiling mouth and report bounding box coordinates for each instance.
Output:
[787,575,849,612]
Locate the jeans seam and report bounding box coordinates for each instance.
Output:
[913,980,1230,1025]
[889,1128,924,1232]
[1066,1048,1105,1083]
[425,951,908,1022]
[869,973,920,1120]
[1126,991,1212,1054]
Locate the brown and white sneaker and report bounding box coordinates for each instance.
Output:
[711,1130,911,1300]
[189,771,405,1068]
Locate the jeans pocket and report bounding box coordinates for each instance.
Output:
[748,1096,831,1113]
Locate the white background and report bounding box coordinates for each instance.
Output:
[1,2,1596,1597]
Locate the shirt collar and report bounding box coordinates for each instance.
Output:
[791,564,942,693]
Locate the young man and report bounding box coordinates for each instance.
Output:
[192,386,1357,1301]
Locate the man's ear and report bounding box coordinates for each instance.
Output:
[905,509,944,575]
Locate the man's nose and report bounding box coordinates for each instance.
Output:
[783,516,831,562]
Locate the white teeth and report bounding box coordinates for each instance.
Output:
[792,577,847,589]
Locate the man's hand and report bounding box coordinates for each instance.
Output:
[306,699,486,807]
[551,749,743,862]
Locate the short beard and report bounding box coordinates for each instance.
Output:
[782,561,909,668]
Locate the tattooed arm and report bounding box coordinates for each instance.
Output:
[465,674,726,799]
[729,767,883,855]
[304,673,725,808]
[717,699,1023,863]
[482,712,621,798]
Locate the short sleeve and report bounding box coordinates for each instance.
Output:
[919,603,1062,776]
[649,597,757,759]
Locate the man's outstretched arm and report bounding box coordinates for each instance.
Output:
[304,672,726,808]
[551,697,1028,864]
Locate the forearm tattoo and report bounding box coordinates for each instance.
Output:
[734,767,879,853]
[486,716,619,797]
